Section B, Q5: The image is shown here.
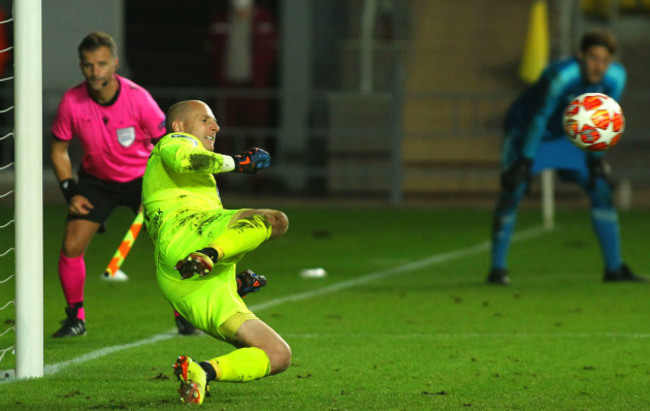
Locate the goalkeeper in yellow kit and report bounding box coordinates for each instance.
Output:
[142,100,290,405]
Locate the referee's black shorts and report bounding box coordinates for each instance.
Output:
[67,169,142,225]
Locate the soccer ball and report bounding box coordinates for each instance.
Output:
[562,92,625,152]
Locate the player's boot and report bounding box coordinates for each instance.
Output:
[236,269,267,297]
[175,249,216,279]
[52,307,86,338]
[173,355,207,405]
[175,315,201,336]
[604,263,648,282]
[486,268,511,285]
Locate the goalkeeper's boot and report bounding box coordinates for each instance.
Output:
[52,307,86,338]
[175,315,201,336]
[173,355,207,405]
[604,263,648,282]
[486,268,511,285]
[236,269,267,297]
[175,249,216,279]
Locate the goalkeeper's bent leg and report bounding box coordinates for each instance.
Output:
[209,214,274,261]
[199,317,291,383]
[205,347,271,383]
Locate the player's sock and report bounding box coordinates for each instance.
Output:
[491,211,517,270]
[58,251,86,320]
[490,185,526,270]
[210,215,272,261]
[591,207,622,272]
[206,347,271,382]
[69,302,85,323]
[199,361,217,382]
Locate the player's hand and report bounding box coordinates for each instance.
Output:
[587,156,615,190]
[69,195,94,216]
[501,158,532,192]
[236,269,267,297]
[175,251,214,279]
[233,147,271,174]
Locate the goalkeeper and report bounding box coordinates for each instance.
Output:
[488,29,646,285]
[142,100,290,405]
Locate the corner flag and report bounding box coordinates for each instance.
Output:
[519,0,549,84]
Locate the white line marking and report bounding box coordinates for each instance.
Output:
[44,333,176,375]
[282,332,650,339]
[1,225,548,383]
[249,225,547,312]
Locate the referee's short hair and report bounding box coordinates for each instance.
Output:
[78,31,118,59]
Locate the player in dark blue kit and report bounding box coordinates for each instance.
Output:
[487,29,647,285]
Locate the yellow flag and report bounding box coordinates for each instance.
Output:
[519,0,550,84]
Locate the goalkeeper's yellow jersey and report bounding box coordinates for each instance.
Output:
[142,132,228,244]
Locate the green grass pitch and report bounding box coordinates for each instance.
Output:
[0,203,649,409]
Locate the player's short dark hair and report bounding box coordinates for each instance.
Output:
[78,31,118,59]
[580,29,617,55]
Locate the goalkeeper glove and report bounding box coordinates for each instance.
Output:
[174,247,219,279]
[501,157,532,192]
[233,147,271,174]
[236,269,267,297]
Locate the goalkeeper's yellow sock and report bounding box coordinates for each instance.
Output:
[204,347,271,383]
[210,214,272,261]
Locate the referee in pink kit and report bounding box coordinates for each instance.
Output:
[49,32,166,337]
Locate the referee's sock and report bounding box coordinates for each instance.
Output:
[58,251,86,320]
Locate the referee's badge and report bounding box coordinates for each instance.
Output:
[117,127,136,147]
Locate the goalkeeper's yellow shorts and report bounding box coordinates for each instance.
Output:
[160,264,258,341]
[154,208,258,341]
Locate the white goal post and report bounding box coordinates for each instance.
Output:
[14,0,44,378]
[541,169,555,230]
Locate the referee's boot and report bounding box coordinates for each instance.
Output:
[604,263,648,282]
[486,268,511,285]
[52,306,86,338]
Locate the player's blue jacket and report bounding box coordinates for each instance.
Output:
[504,56,626,162]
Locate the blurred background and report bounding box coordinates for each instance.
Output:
[1,0,649,207]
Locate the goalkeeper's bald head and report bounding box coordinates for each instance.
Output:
[165,100,216,132]
[165,100,220,151]
[166,100,195,132]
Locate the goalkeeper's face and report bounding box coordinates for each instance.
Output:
[179,101,221,151]
[579,45,613,84]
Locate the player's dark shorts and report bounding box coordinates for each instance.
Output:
[67,169,141,224]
